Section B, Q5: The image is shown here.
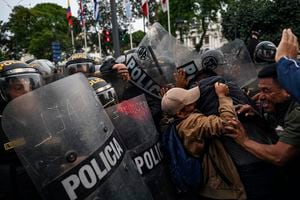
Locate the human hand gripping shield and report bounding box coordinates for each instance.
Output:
[126,23,257,99]
[126,23,202,98]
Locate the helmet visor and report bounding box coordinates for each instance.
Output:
[66,62,94,75]
[0,73,42,101]
[257,48,276,62]
[95,84,119,108]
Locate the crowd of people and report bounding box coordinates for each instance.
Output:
[0,27,299,200]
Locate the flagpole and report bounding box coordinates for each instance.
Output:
[143,16,145,33]
[83,26,88,51]
[124,0,133,48]
[147,0,150,26]
[71,27,75,52]
[129,21,133,49]
[98,30,102,58]
[167,0,171,33]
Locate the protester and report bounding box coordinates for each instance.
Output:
[170,67,279,199]
[161,83,247,199]
[225,64,300,199]
[0,60,43,199]
[275,28,300,103]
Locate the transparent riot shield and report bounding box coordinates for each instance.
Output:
[105,95,177,200]
[126,23,202,98]
[126,23,258,98]
[1,73,153,200]
[216,39,258,88]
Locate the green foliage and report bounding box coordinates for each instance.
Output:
[132,30,146,45]
[221,0,300,44]
[155,0,229,50]
[0,21,11,60]
[7,3,74,60]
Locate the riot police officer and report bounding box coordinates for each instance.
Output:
[65,53,96,77]
[65,53,130,80]
[29,59,57,84]
[88,76,119,108]
[0,60,43,200]
[253,41,277,64]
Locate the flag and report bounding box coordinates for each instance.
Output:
[161,0,168,13]
[93,0,100,22]
[79,0,86,27]
[66,0,73,27]
[141,0,148,17]
[124,0,132,19]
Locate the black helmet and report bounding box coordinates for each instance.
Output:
[65,53,95,76]
[29,59,56,84]
[200,49,226,70]
[253,41,277,63]
[88,77,118,108]
[0,60,43,102]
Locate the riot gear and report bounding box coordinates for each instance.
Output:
[200,49,226,70]
[1,74,153,200]
[29,59,56,84]
[65,53,95,76]
[88,77,119,108]
[106,95,177,199]
[0,60,43,102]
[253,41,277,63]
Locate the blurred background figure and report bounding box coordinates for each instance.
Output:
[247,29,260,62]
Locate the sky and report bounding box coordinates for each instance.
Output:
[0,0,144,31]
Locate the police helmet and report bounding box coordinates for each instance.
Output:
[88,77,118,108]
[200,49,226,70]
[65,53,95,76]
[0,60,43,102]
[29,59,56,84]
[115,55,126,64]
[253,41,277,63]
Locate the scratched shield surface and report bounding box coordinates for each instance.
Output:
[2,74,153,200]
[126,23,257,98]
[105,94,177,200]
[126,22,202,98]
[216,39,258,88]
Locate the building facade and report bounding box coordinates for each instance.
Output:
[176,18,228,52]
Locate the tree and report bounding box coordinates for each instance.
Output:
[0,21,11,60]
[221,0,300,44]
[7,3,78,60]
[6,6,32,59]
[155,0,231,50]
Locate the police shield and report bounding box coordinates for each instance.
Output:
[1,73,153,200]
[105,95,177,200]
[215,39,258,88]
[126,23,201,98]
